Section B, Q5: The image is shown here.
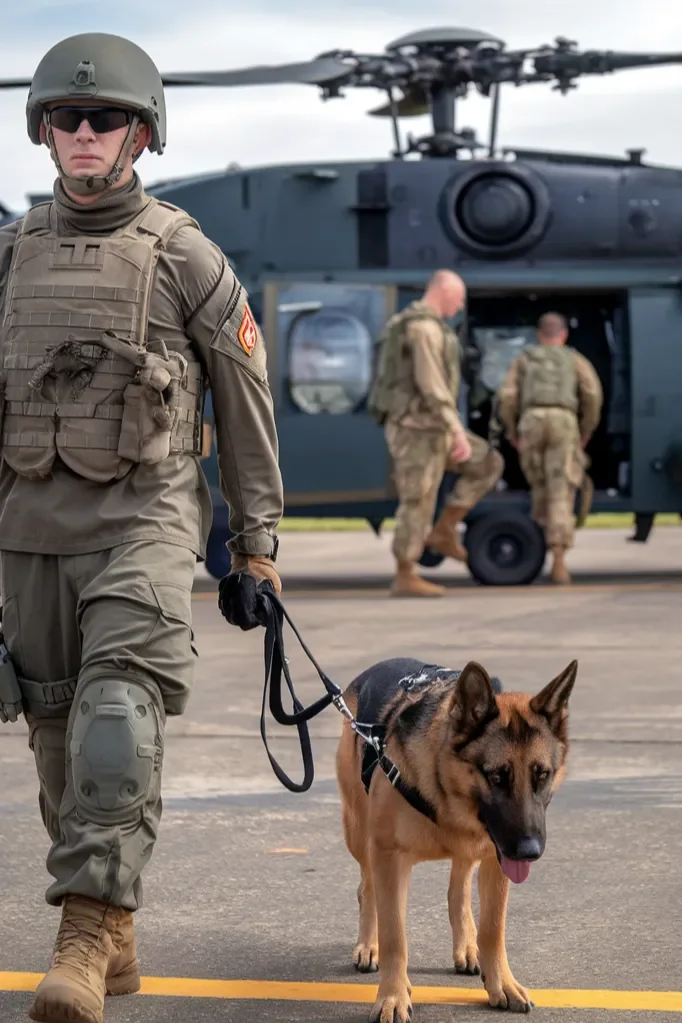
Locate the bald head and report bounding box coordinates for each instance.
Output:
[423,269,467,319]
[537,312,569,346]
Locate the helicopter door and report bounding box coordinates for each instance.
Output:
[263,280,395,507]
[629,287,682,512]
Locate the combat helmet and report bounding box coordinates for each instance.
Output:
[26,32,166,195]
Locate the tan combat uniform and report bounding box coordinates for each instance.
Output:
[375,300,503,595]
[0,174,283,911]
[497,344,602,581]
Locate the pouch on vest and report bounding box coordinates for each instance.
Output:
[118,350,189,464]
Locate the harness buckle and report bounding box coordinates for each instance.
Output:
[385,762,401,786]
[332,693,355,723]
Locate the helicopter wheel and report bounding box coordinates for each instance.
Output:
[465,511,546,586]
[204,528,233,581]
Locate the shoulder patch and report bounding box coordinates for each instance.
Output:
[237,303,257,356]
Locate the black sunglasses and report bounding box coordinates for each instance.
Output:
[48,106,133,135]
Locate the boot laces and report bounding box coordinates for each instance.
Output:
[51,916,108,976]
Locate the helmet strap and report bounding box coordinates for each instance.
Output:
[44,113,142,197]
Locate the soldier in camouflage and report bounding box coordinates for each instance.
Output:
[497,312,603,584]
[0,32,283,1023]
[368,270,504,597]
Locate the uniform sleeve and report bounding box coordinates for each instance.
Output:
[404,318,461,433]
[170,225,283,559]
[496,356,523,440]
[0,220,21,316]
[574,352,604,439]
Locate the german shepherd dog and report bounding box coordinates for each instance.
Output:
[335,656,577,1021]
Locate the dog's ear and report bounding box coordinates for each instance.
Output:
[530,660,578,742]
[449,661,499,746]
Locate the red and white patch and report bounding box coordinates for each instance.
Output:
[237,303,258,356]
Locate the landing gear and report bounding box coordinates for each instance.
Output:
[628,512,654,543]
[465,511,546,586]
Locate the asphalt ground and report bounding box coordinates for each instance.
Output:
[1,526,681,1022]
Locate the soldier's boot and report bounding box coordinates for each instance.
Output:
[549,546,571,585]
[390,560,447,597]
[29,895,116,1023]
[105,907,140,996]
[424,505,468,563]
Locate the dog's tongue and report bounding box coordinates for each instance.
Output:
[501,857,532,884]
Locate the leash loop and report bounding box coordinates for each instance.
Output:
[255,586,402,795]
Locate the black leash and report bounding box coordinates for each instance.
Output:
[255,587,394,793]
[255,587,437,822]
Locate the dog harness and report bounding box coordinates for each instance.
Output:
[255,589,480,826]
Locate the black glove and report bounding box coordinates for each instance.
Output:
[218,572,276,631]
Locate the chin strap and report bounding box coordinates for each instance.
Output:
[44,112,142,196]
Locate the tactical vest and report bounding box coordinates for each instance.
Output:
[519,344,579,414]
[0,197,205,483]
[367,302,459,425]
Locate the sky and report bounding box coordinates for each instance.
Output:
[1,0,682,211]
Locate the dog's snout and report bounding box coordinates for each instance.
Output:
[514,837,543,861]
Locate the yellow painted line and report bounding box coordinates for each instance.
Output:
[1,973,682,1010]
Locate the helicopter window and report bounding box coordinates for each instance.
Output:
[287,308,373,415]
[276,281,389,415]
[470,326,537,393]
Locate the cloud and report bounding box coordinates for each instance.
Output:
[1,0,682,209]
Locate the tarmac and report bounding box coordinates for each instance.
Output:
[1,525,682,1022]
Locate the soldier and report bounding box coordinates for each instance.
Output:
[368,270,504,597]
[0,32,283,1023]
[496,312,603,584]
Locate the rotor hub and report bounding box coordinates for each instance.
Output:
[385,27,505,55]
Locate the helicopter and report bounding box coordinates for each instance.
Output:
[3,26,682,585]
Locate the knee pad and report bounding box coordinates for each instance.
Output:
[69,677,164,826]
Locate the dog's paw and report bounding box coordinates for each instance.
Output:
[369,990,413,1023]
[453,942,480,975]
[353,942,379,973]
[485,971,534,1013]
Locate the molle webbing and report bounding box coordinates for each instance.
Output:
[0,197,204,480]
[519,346,579,413]
[19,674,78,706]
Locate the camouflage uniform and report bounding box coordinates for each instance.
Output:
[369,300,503,595]
[497,344,603,581]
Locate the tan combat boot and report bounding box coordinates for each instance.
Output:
[549,545,571,584]
[29,895,116,1023]
[105,907,140,996]
[424,506,468,562]
[390,560,446,597]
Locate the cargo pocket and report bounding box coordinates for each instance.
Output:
[1,594,23,673]
[0,373,5,458]
[566,446,586,488]
[146,580,197,715]
[150,580,199,655]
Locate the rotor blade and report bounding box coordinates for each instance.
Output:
[368,87,430,118]
[0,56,352,93]
[160,56,352,88]
[0,78,32,90]
[532,48,682,76]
